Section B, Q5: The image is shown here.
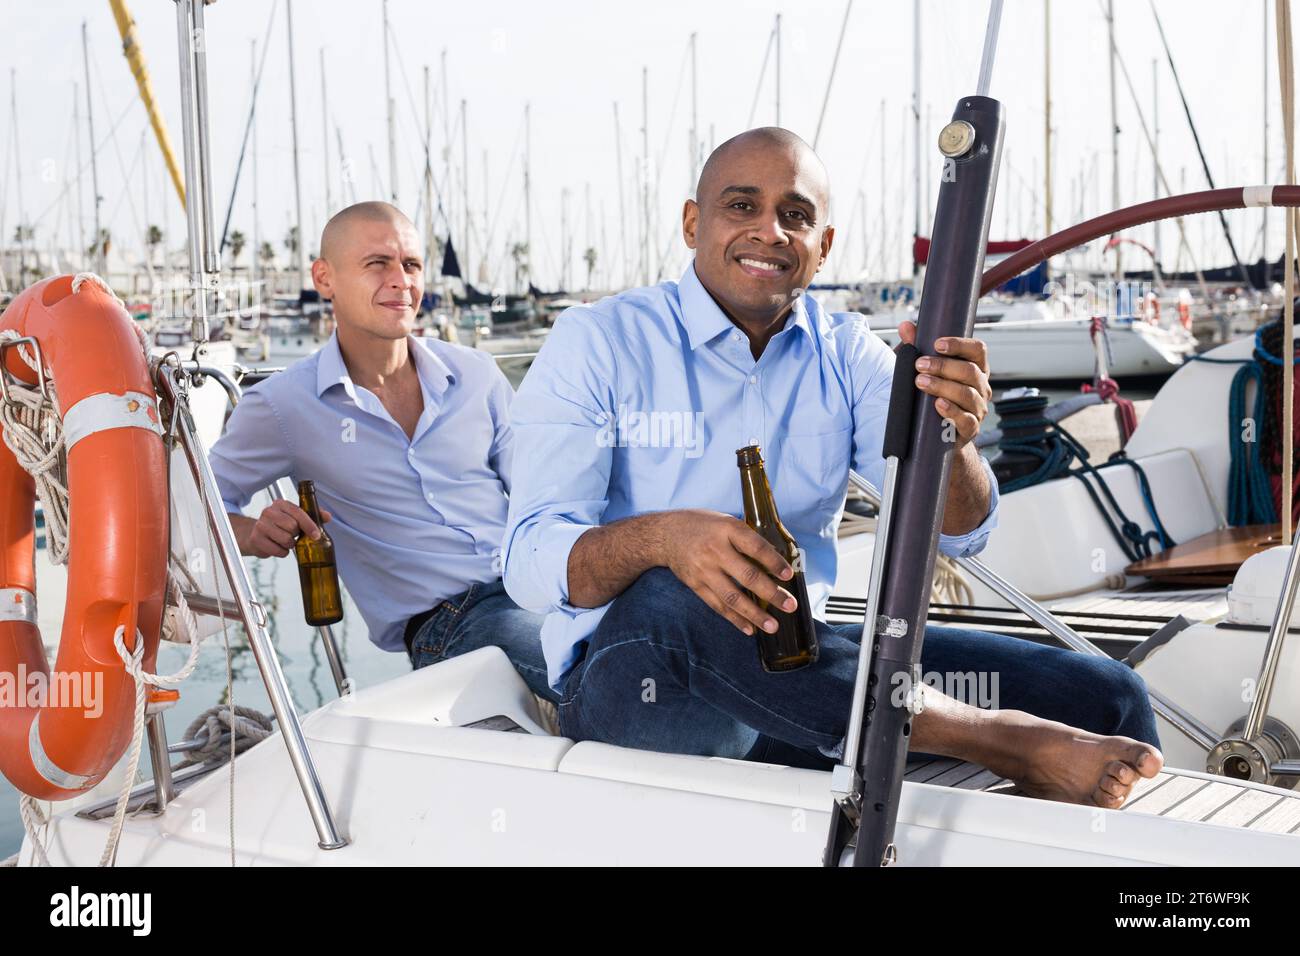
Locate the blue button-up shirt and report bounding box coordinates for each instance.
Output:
[211,333,514,652]
[503,262,999,690]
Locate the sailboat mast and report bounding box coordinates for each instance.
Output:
[600,199,608,290]
[1152,58,1160,267]
[161,127,169,278]
[879,99,886,281]
[858,187,868,277]
[251,38,259,297]
[11,71,25,285]
[382,0,397,204]
[1044,0,1052,236]
[912,0,921,281]
[461,99,470,286]
[1149,0,1250,285]
[482,148,488,283]
[286,0,306,293]
[335,125,354,205]
[924,103,932,236]
[774,13,782,126]
[82,21,102,275]
[1107,0,1121,280]
[1263,0,1271,285]
[614,101,628,288]
[321,48,332,216]
[642,67,650,285]
[441,49,450,245]
[174,0,221,343]
[73,83,85,270]
[141,127,151,285]
[524,102,532,292]
[560,187,569,290]
[423,66,434,269]
[689,32,698,191]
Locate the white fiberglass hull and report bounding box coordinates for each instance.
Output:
[18,648,1300,867]
[870,316,1196,381]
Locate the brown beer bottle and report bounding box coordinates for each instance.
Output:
[736,445,819,672]
[294,480,344,626]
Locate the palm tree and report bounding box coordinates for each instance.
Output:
[583,246,598,290]
[283,225,299,257]
[13,225,34,282]
[259,241,276,271]
[510,241,529,292]
[146,225,163,268]
[88,228,111,263]
[229,230,246,270]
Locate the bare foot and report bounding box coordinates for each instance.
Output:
[985,712,1163,807]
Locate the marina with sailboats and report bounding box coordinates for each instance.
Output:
[3,0,1300,884]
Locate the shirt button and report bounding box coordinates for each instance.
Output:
[426,492,436,503]
[749,436,759,445]
[749,374,758,384]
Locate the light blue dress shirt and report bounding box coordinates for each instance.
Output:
[211,333,514,652]
[503,262,1000,691]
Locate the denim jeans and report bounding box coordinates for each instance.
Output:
[558,568,1160,770]
[407,578,558,704]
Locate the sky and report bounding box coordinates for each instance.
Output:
[0,0,1286,289]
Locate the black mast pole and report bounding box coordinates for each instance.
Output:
[825,3,1006,867]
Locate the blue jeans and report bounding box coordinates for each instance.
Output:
[407,579,558,704]
[558,568,1160,770]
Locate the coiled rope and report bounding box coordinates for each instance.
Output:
[174,705,274,768]
[995,417,1174,563]
[1191,319,1300,527]
[0,332,68,566]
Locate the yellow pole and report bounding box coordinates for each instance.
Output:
[107,0,185,207]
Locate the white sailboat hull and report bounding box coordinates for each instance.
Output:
[19,648,1300,867]
[870,316,1196,381]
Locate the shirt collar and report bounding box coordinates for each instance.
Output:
[408,335,455,399]
[315,332,455,399]
[678,262,736,350]
[678,259,824,351]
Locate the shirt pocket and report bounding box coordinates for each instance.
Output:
[779,428,852,514]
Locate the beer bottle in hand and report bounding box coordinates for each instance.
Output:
[294,480,344,626]
[736,445,819,672]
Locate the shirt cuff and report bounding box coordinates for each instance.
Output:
[937,454,1000,559]
[504,518,598,614]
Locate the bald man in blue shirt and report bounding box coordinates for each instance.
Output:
[210,202,556,702]
[504,129,1163,808]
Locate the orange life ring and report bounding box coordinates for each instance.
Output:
[0,275,167,800]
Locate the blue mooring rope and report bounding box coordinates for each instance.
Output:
[1188,319,1300,526]
[998,418,1173,562]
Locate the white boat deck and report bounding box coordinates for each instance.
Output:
[1047,588,1229,625]
[905,756,1300,834]
[826,585,1228,655]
